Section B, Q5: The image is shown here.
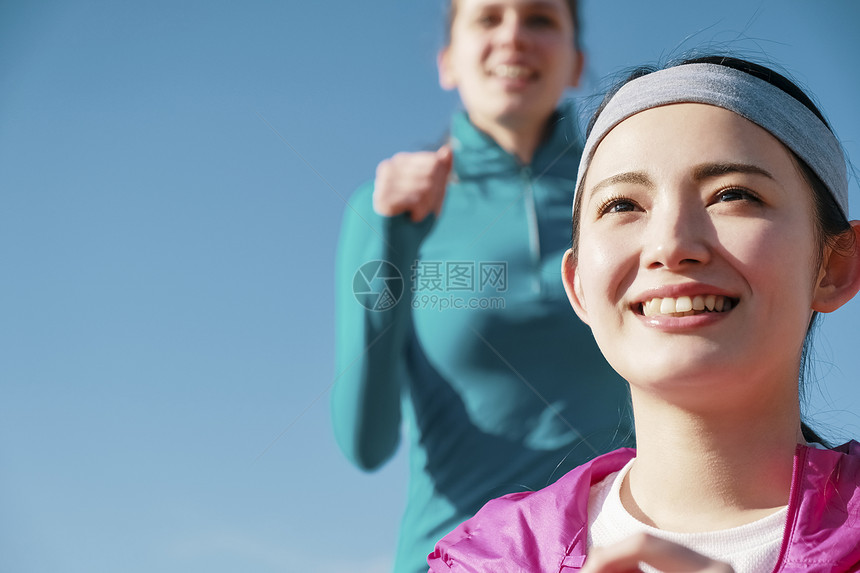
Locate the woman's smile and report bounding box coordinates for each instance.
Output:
[638,294,736,318]
[490,62,536,80]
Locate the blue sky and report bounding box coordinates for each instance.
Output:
[2,1,859,571]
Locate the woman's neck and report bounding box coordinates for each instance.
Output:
[623,391,802,533]
[468,111,550,165]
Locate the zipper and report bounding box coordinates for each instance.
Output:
[771,444,805,571]
[521,166,542,294]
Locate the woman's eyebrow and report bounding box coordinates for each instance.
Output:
[692,162,774,181]
[589,171,652,195]
[588,163,774,196]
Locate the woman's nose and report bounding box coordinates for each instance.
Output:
[642,204,711,270]
[496,13,528,48]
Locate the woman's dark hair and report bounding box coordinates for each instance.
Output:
[570,55,854,445]
[444,0,581,49]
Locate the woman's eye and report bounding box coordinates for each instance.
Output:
[715,187,759,203]
[476,13,501,27]
[525,14,556,27]
[598,197,639,215]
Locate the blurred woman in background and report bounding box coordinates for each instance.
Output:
[333,1,631,570]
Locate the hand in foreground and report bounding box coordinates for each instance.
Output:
[582,533,735,573]
[373,144,453,222]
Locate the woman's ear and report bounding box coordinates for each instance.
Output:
[812,221,860,313]
[438,48,457,90]
[562,249,590,324]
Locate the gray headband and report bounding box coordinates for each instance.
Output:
[576,63,849,218]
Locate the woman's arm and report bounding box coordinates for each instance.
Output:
[331,181,435,471]
[332,147,453,470]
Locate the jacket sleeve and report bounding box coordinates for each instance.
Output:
[331,182,434,471]
[426,491,541,573]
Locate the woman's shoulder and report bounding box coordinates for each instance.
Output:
[427,448,635,573]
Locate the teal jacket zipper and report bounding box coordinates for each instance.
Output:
[521,165,542,295]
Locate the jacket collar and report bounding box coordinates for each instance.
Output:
[561,442,860,571]
[448,100,583,181]
[776,440,860,570]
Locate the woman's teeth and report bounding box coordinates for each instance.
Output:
[641,295,734,318]
[494,64,531,79]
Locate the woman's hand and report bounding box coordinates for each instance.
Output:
[582,533,735,573]
[372,144,453,222]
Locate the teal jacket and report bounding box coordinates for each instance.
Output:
[332,104,631,573]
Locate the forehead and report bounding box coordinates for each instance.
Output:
[584,103,799,188]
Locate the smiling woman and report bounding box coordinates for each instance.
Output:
[428,56,860,573]
[331,1,634,572]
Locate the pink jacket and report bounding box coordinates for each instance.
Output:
[428,442,860,572]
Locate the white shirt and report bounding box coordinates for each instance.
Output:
[587,459,787,573]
